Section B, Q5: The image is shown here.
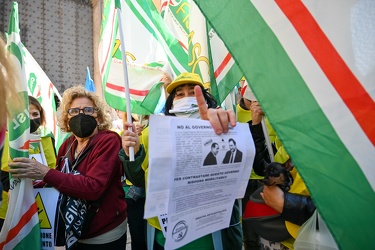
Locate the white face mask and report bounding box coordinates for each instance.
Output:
[169,97,200,118]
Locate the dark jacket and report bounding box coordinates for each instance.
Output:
[248,121,315,226]
[282,193,316,225]
[248,122,271,176]
[222,149,243,163]
[119,145,146,187]
[203,151,217,166]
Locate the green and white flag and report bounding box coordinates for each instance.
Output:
[0,2,41,249]
[163,0,242,105]
[98,0,188,114]
[121,0,188,76]
[24,44,64,151]
[193,0,375,249]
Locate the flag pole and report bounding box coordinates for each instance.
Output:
[261,117,274,162]
[116,2,134,161]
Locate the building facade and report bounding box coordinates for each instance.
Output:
[0,0,95,94]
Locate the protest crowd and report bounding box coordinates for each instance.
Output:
[0,1,373,250]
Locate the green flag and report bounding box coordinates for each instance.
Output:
[193,0,375,249]
[0,2,41,249]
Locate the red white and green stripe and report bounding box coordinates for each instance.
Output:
[193,0,375,249]
[207,23,243,105]
[98,0,187,114]
[0,2,41,249]
[163,0,242,105]
[124,0,188,75]
[104,61,169,114]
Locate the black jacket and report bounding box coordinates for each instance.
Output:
[248,122,271,176]
[282,192,316,225]
[248,121,316,225]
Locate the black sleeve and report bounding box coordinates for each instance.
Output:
[118,145,146,187]
[249,122,271,176]
[281,192,316,225]
[1,170,9,192]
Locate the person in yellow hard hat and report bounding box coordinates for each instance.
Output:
[120,72,242,250]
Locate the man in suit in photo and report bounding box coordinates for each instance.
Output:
[222,138,243,163]
[203,142,220,166]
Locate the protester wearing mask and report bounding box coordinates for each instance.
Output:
[28,95,57,166]
[120,72,243,250]
[0,96,57,229]
[8,86,127,250]
[164,72,217,118]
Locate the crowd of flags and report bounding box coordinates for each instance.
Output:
[1,0,373,250]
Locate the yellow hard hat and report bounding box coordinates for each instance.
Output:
[166,72,204,94]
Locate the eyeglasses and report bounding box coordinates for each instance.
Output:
[67,107,99,116]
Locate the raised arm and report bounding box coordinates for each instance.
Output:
[195,85,236,135]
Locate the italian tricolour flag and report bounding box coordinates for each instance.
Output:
[193,0,375,249]
[0,2,41,249]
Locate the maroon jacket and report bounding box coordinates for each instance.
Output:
[44,130,127,238]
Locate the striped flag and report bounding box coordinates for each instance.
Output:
[162,0,242,105]
[158,0,169,17]
[0,2,41,249]
[207,24,243,107]
[193,0,375,249]
[23,44,64,151]
[104,60,171,114]
[122,0,188,76]
[98,0,187,114]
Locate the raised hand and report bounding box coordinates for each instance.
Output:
[195,85,236,135]
[250,101,264,125]
[121,122,140,156]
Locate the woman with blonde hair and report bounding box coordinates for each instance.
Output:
[9,85,128,250]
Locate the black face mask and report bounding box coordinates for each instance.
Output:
[68,113,97,138]
[30,118,41,133]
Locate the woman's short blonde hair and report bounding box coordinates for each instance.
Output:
[57,85,112,132]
